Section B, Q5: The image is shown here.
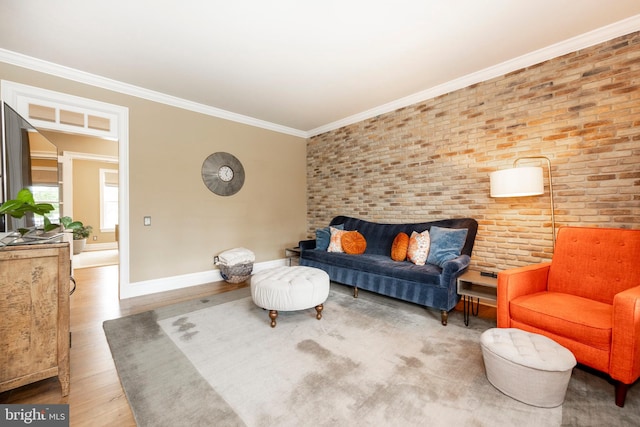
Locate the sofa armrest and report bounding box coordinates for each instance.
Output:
[299,239,316,251]
[610,285,640,384]
[440,255,470,288]
[496,262,551,328]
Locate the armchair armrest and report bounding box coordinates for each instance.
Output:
[497,262,551,328]
[610,285,640,385]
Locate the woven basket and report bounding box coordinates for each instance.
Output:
[217,261,254,283]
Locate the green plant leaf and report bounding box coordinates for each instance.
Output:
[32,203,54,216]
[1,189,56,227]
[0,199,24,215]
[59,216,72,227]
[60,216,83,229]
[43,216,60,232]
[16,188,35,205]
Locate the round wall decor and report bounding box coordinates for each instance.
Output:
[201,152,245,196]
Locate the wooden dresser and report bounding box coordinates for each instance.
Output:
[0,242,71,396]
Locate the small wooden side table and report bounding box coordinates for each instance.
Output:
[457,270,497,326]
[285,247,301,266]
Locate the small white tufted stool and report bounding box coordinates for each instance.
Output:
[251,266,330,328]
[481,328,576,407]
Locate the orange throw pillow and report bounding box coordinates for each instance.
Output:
[391,232,409,261]
[342,231,367,255]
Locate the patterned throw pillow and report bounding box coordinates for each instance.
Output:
[342,231,367,254]
[407,230,430,266]
[316,223,343,250]
[327,227,347,253]
[391,232,409,261]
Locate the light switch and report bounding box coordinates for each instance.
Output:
[144,216,151,226]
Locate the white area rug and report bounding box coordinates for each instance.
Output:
[158,289,559,426]
[104,285,639,427]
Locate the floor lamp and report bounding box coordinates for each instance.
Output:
[489,156,556,249]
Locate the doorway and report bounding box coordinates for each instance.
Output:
[1,80,130,297]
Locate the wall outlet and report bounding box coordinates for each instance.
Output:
[93,236,97,241]
[144,216,151,226]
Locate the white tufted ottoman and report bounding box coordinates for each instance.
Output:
[251,266,330,328]
[480,328,576,407]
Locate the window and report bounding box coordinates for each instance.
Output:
[30,185,60,227]
[100,169,118,232]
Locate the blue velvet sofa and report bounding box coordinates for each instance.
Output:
[299,216,478,325]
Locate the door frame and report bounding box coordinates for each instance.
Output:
[1,80,130,298]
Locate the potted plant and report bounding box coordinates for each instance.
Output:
[60,216,93,254]
[0,188,57,245]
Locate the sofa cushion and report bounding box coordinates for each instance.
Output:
[328,216,478,258]
[391,232,409,261]
[407,230,430,266]
[510,292,612,351]
[426,226,468,267]
[303,249,442,286]
[342,231,367,255]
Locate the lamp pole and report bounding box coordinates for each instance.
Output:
[513,156,555,249]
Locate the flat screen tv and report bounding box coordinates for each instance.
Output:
[1,103,59,232]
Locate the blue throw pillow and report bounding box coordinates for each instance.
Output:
[316,223,344,251]
[426,226,468,267]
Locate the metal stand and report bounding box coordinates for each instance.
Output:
[462,296,480,327]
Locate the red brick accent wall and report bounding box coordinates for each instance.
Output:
[306,32,640,272]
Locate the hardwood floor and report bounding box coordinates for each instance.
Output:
[0,264,248,427]
[1,264,495,426]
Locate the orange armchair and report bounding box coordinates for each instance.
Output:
[497,226,640,407]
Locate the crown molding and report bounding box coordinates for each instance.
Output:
[1,13,638,140]
[308,14,640,137]
[0,49,307,139]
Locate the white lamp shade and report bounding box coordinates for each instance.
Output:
[490,166,544,197]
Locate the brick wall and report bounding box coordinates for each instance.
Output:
[306,31,640,272]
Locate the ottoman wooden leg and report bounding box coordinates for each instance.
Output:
[315,304,324,320]
[269,310,278,328]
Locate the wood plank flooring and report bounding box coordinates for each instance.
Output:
[0,264,496,426]
[0,265,247,427]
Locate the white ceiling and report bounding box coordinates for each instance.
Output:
[1,1,640,137]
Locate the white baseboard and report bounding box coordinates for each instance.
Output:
[85,242,118,251]
[120,258,287,299]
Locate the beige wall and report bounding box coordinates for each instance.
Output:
[72,159,117,244]
[42,131,119,244]
[41,131,118,157]
[0,62,308,283]
[307,31,640,273]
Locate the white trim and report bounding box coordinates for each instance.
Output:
[308,14,640,136]
[84,241,118,251]
[2,81,120,139]
[99,168,118,232]
[60,151,118,163]
[0,50,306,138]
[1,81,131,300]
[120,258,285,299]
[16,95,118,140]
[0,15,638,139]
[29,150,58,160]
